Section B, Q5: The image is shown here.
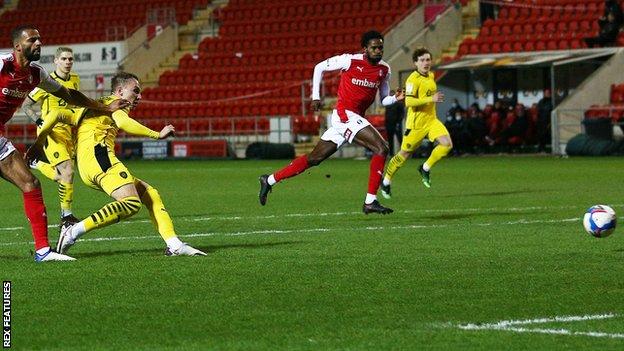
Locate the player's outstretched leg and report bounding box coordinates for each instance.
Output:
[57,196,142,253]
[138,184,206,256]
[259,155,310,206]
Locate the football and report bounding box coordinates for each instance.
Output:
[583,205,617,238]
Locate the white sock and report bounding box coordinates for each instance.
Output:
[423,163,431,172]
[61,209,72,217]
[383,177,391,186]
[36,246,50,255]
[165,237,184,250]
[365,193,377,204]
[267,174,277,186]
[70,222,87,241]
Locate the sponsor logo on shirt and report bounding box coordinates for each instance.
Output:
[351,78,379,89]
[1,87,29,99]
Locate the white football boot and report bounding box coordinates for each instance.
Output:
[56,222,76,254]
[164,244,207,256]
[34,249,76,262]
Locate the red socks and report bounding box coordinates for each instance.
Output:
[274,155,309,182]
[368,154,386,195]
[273,153,385,195]
[23,188,49,250]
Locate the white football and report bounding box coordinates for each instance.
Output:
[583,205,617,238]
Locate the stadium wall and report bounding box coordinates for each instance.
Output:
[553,49,624,154]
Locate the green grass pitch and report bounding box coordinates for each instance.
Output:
[2,156,624,350]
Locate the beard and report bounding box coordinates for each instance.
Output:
[24,48,41,61]
[366,53,382,64]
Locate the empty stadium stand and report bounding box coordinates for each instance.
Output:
[136,0,421,137]
[0,0,210,44]
[456,0,624,56]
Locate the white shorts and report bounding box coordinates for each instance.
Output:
[321,109,371,148]
[0,136,16,161]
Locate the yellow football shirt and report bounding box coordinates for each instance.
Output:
[404,71,437,129]
[29,71,80,138]
[76,95,159,152]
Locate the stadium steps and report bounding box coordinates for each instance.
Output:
[179,4,224,47]
[441,0,480,60]
[142,2,222,87]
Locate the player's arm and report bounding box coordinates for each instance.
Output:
[50,87,129,113]
[379,72,405,106]
[112,110,174,139]
[21,95,42,126]
[311,54,351,111]
[36,68,128,112]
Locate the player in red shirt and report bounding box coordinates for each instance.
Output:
[259,31,404,214]
[0,25,128,262]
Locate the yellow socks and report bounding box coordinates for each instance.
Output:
[58,181,73,215]
[83,196,142,232]
[384,152,407,183]
[140,187,176,240]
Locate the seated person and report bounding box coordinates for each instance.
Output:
[585,12,620,48]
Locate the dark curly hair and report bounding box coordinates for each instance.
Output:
[361,30,383,48]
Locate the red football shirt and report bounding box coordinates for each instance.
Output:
[0,52,61,134]
[312,53,391,121]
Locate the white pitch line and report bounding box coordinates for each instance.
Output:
[458,313,617,329]
[0,216,583,247]
[457,313,624,339]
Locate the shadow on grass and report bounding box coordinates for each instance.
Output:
[421,210,540,221]
[0,254,30,261]
[74,240,306,258]
[439,189,546,197]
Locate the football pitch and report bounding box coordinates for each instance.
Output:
[2,156,624,350]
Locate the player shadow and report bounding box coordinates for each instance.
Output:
[202,240,305,252]
[73,240,306,258]
[0,254,30,261]
[440,189,545,197]
[420,210,541,221]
